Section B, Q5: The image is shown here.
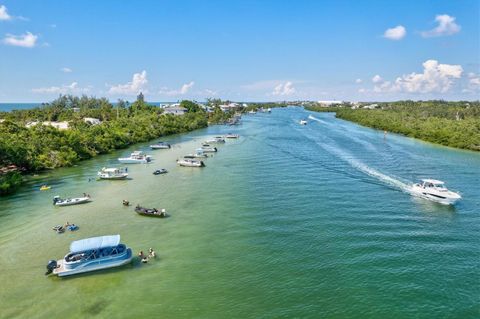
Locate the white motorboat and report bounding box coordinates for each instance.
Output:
[199,145,217,153]
[248,110,257,114]
[150,142,171,149]
[177,158,205,167]
[267,108,272,113]
[224,133,239,139]
[46,235,133,277]
[299,120,307,125]
[53,195,91,206]
[410,179,461,205]
[204,136,225,144]
[118,151,152,164]
[184,153,208,159]
[97,167,128,180]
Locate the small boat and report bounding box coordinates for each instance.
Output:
[53,225,65,234]
[177,158,205,167]
[135,205,168,218]
[122,200,130,206]
[299,120,307,125]
[40,185,51,191]
[53,195,91,206]
[184,153,208,159]
[267,108,272,113]
[118,151,152,164]
[248,110,257,114]
[410,179,461,205]
[45,235,133,277]
[150,142,171,149]
[204,136,225,144]
[224,133,239,139]
[97,167,128,180]
[199,145,217,153]
[153,169,168,175]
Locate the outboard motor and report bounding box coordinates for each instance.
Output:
[45,260,57,275]
[52,196,61,205]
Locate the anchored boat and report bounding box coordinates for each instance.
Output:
[153,169,168,175]
[135,205,168,218]
[204,136,225,144]
[53,195,91,206]
[199,145,217,153]
[118,151,152,164]
[150,142,171,149]
[97,167,128,180]
[177,158,205,167]
[299,120,307,125]
[46,235,132,277]
[224,133,239,139]
[410,179,461,205]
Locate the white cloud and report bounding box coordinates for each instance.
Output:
[272,81,296,96]
[421,14,461,38]
[3,31,38,48]
[108,70,148,95]
[159,81,195,96]
[61,67,72,73]
[383,25,406,40]
[203,89,218,96]
[372,75,383,83]
[32,82,91,94]
[180,81,194,94]
[358,88,366,93]
[0,5,11,20]
[355,78,362,84]
[372,60,463,94]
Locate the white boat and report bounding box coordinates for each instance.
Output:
[97,167,128,180]
[204,136,225,144]
[118,151,152,164]
[150,142,171,149]
[199,145,217,153]
[46,235,133,277]
[53,195,91,206]
[184,153,208,159]
[410,179,461,205]
[267,108,272,113]
[248,110,257,114]
[299,120,307,125]
[224,133,239,139]
[177,158,205,167]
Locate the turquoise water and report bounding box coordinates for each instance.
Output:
[0,107,479,318]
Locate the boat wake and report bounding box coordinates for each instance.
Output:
[307,114,328,124]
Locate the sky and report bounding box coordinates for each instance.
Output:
[0,0,479,103]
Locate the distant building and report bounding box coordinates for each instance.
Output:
[219,103,240,112]
[84,117,102,125]
[363,104,379,109]
[72,107,80,113]
[26,121,70,130]
[317,100,344,107]
[163,106,187,115]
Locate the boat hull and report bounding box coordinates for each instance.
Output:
[98,174,128,180]
[53,248,132,277]
[54,197,91,206]
[410,186,461,205]
[118,159,149,164]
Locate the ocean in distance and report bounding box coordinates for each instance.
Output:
[0,107,478,318]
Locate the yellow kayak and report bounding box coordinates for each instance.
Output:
[40,185,51,191]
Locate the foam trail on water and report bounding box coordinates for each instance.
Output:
[318,141,411,192]
[307,115,328,124]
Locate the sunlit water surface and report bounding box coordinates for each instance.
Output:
[0,108,479,318]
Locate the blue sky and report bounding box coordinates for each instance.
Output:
[0,0,478,102]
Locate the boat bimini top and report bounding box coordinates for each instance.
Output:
[70,235,121,253]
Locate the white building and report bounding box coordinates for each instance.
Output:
[84,117,102,125]
[219,103,240,112]
[26,121,70,130]
[163,106,187,115]
[363,104,379,109]
[317,100,344,107]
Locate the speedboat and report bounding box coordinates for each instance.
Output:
[45,235,133,277]
[267,108,272,113]
[204,137,225,144]
[248,110,257,114]
[53,195,91,206]
[97,167,128,180]
[150,142,171,149]
[410,179,461,205]
[118,151,152,164]
[184,153,208,159]
[135,205,167,218]
[299,120,307,125]
[199,145,217,153]
[153,169,168,175]
[177,158,205,167]
[224,133,239,139]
